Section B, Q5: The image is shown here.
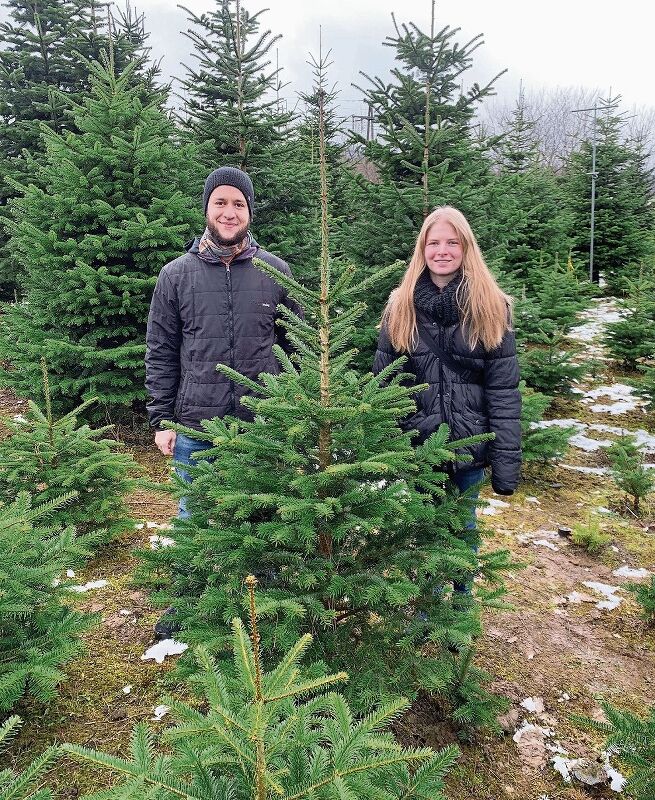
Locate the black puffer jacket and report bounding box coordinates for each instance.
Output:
[373,293,522,494]
[145,237,300,431]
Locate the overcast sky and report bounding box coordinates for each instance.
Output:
[133,0,654,118]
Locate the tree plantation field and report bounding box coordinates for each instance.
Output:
[2,0,655,798]
[2,299,655,798]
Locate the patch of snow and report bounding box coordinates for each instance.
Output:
[612,565,651,579]
[70,579,108,593]
[602,752,626,792]
[141,638,188,664]
[569,433,613,452]
[134,523,144,529]
[531,419,584,430]
[152,704,170,720]
[13,414,28,423]
[119,609,131,616]
[521,697,545,714]
[482,498,511,515]
[590,400,641,414]
[561,464,610,476]
[552,754,573,782]
[533,539,559,551]
[149,534,176,549]
[122,685,132,694]
[66,569,76,578]
[584,384,638,401]
[583,581,623,610]
[52,578,61,587]
[611,546,620,553]
[595,506,612,514]
[526,496,541,504]
[557,693,570,703]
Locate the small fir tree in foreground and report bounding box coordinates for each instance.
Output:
[0,715,57,800]
[141,69,513,722]
[573,700,655,800]
[0,492,95,712]
[0,60,202,416]
[625,575,655,626]
[0,362,138,540]
[607,435,655,513]
[64,576,459,800]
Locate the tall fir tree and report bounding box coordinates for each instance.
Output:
[177,0,318,281]
[0,0,160,297]
[0,59,203,417]
[564,97,655,287]
[140,74,513,726]
[335,1,507,364]
[491,90,573,288]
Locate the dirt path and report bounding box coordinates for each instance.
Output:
[4,298,655,798]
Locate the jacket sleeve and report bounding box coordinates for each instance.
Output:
[484,328,522,493]
[275,263,305,356]
[373,324,435,444]
[145,268,182,430]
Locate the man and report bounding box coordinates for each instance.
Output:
[145,166,301,516]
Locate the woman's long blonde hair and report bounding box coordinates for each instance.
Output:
[382,206,512,352]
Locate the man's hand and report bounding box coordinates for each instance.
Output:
[155,429,176,456]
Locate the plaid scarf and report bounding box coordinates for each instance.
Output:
[197,227,255,265]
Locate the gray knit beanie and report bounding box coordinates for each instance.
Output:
[203,166,255,220]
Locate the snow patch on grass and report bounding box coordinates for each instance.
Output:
[141,639,188,664]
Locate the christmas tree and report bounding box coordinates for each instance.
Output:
[519,382,574,465]
[0,361,139,540]
[0,0,160,297]
[0,59,202,416]
[0,715,58,800]
[141,71,513,722]
[64,576,460,799]
[177,0,319,280]
[0,491,95,712]
[564,96,655,287]
[604,270,655,370]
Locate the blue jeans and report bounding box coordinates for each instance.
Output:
[452,466,485,593]
[173,433,214,519]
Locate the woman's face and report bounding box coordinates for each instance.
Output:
[424,220,463,287]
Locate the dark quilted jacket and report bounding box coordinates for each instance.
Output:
[145,237,300,431]
[373,309,522,493]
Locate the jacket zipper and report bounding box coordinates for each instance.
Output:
[437,323,446,423]
[226,261,236,412]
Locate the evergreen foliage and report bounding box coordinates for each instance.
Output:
[564,97,655,287]
[607,435,655,513]
[518,331,586,395]
[0,0,160,297]
[64,576,460,800]
[571,516,612,553]
[519,381,574,465]
[604,271,655,370]
[634,365,655,411]
[0,60,202,416]
[177,0,319,278]
[573,700,655,800]
[625,576,655,626]
[140,81,513,724]
[338,2,506,364]
[0,361,139,540]
[0,491,95,712]
[0,715,57,800]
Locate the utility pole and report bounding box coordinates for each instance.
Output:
[571,96,620,283]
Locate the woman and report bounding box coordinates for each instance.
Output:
[373,206,521,505]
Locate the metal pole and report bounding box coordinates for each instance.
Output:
[589,104,597,282]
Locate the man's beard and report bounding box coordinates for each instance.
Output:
[206,219,249,247]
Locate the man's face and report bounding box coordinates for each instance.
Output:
[206,185,250,245]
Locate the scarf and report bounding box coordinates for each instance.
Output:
[413,269,463,326]
[197,227,255,265]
